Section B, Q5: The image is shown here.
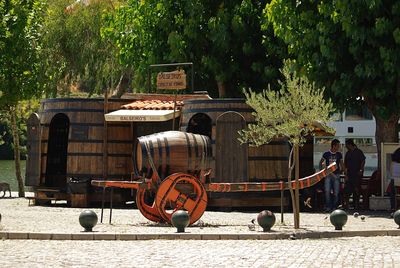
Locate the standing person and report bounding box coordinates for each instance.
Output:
[388,148,400,211]
[319,139,344,212]
[344,139,366,210]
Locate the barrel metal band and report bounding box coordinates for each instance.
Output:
[156,134,163,179]
[163,136,170,177]
[183,132,192,172]
[143,138,161,184]
[191,133,199,169]
[199,135,207,170]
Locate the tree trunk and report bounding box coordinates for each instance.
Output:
[112,70,132,98]
[287,146,300,228]
[217,81,227,98]
[374,114,399,170]
[9,105,25,197]
[294,144,300,229]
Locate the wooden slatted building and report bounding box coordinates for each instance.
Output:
[25,94,316,208]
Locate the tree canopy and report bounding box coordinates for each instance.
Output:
[0,0,45,107]
[41,0,125,96]
[239,62,334,228]
[0,0,45,197]
[239,62,334,147]
[103,0,287,97]
[266,0,400,148]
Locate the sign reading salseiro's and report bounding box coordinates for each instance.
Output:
[156,70,186,90]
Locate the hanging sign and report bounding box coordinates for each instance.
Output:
[156,70,186,90]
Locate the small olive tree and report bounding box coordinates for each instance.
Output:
[239,62,334,229]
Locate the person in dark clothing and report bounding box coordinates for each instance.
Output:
[388,148,400,211]
[319,139,345,212]
[343,139,366,210]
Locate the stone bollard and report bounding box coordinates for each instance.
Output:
[171,210,190,233]
[330,209,348,230]
[257,210,276,232]
[393,210,400,229]
[79,210,98,232]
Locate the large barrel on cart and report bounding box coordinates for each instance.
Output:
[134,131,212,179]
[92,130,338,225]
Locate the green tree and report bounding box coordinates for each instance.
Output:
[41,0,127,97]
[239,62,334,228]
[103,0,286,97]
[266,1,400,166]
[0,100,40,158]
[0,0,45,197]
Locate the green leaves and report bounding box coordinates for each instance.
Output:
[41,0,123,96]
[374,17,392,36]
[239,61,334,147]
[104,0,285,96]
[266,0,400,119]
[0,0,45,108]
[393,28,400,44]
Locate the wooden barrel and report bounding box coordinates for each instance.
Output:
[134,131,212,179]
[180,99,290,182]
[39,98,133,188]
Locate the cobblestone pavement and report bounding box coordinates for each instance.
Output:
[1,195,400,267]
[0,196,397,234]
[1,236,400,267]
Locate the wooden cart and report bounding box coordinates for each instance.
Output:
[92,131,337,225]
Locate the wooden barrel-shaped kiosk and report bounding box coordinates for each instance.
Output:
[180,99,290,183]
[25,95,315,209]
[34,98,133,190]
[134,131,212,179]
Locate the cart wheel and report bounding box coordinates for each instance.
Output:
[136,188,164,223]
[156,173,208,225]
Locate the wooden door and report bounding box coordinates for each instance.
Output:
[215,112,248,182]
[45,113,69,188]
[25,113,41,186]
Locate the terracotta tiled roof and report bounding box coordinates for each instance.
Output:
[121,100,183,110]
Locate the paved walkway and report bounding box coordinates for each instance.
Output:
[0,194,398,240]
[1,194,400,267]
[1,237,400,267]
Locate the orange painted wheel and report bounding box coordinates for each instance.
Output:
[156,173,208,225]
[136,188,164,223]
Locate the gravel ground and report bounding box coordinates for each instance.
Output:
[1,193,399,267]
[0,193,397,234]
[1,237,400,267]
